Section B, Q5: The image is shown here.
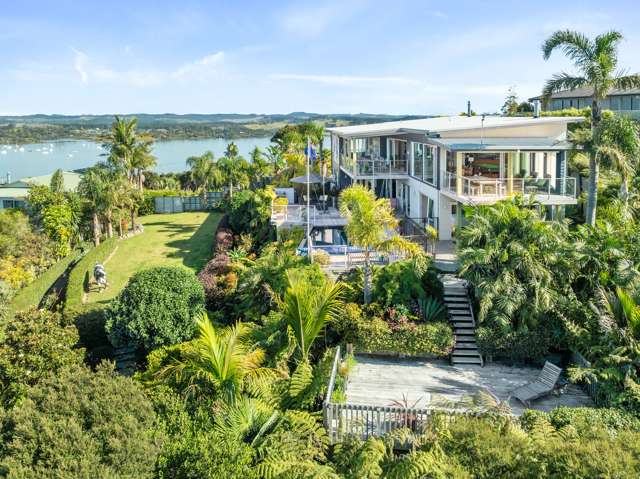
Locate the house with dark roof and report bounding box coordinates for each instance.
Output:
[529,87,640,118]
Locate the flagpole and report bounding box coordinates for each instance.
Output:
[306,136,312,264]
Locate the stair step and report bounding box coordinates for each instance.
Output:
[444,296,468,302]
[455,343,478,349]
[453,349,480,356]
[455,328,475,334]
[451,357,483,365]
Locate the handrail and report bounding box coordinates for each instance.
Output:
[443,172,576,199]
[324,346,341,405]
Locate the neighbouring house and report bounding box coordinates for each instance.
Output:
[0,170,82,209]
[529,87,640,119]
[327,115,580,240]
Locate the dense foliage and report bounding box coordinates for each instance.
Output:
[0,363,163,478]
[226,188,275,249]
[0,309,84,407]
[105,266,205,351]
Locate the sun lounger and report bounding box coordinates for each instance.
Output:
[511,361,562,407]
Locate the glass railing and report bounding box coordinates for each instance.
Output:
[443,172,577,199]
[356,158,408,176]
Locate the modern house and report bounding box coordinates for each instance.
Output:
[529,87,640,119]
[0,171,82,209]
[327,115,580,240]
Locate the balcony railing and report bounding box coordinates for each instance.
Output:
[443,172,576,200]
[356,158,408,176]
[340,154,408,177]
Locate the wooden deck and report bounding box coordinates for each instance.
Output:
[346,356,594,416]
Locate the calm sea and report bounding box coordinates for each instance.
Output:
[0,137,273,181]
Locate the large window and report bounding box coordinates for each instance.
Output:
[412,142,436,185]
[621,95,632,111]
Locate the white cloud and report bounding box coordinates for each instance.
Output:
[271,73,421,86]
[73,49,89,84]
[69,50,225,86]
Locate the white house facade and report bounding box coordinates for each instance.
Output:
[327,116,579,240]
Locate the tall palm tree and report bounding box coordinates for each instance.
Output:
[594,116,640,214]
[130,135,157,191]
[156,314,272,404]
[186,151,215,206]
[249,146,272,187]
[78,165,108,246]
[339,184,425,303]
[542,30,640,225]
[217,148,249,198]
[280,269,344,360]
[104,116,137,182]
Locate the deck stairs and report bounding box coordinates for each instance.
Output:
[441,275,483,366]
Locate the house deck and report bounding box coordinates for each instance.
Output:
[346,356,594,416]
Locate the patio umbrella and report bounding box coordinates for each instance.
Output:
[289,172,325,184]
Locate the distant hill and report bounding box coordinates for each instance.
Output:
[0,112,431,144]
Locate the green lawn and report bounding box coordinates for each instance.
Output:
[86,212,221,304]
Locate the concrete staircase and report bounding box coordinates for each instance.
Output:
[441,275,483,366]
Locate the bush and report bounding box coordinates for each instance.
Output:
[0,363,163,478]
[105,266,205,350]
[521,406,640,435]
[477,326,551,363]
[331,303,454,357]
[0,308,84,407]
[226,188,275,248]
[213,214,234,255]
[372,260,425,307]
[65,238,118,310]
[198,254,237,311]
[8,248,82,315]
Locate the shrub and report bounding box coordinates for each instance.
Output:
[476,326,551,363]
[65,238,118,310]
[311,249,330,266]
[331,303,454,357]
[521,406,640,435]
[197,254,237,311]
[105,266,205,350]
[0,308,84,407]
[8,248,82,315]
[0,363,163,478]
[372,260,425,307]
[226,188,275,248]
[213,215,234,254]
[421,267,444,300]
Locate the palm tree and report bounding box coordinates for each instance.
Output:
[542,30,640,225]
[130,135,157,191]
[339,184,425,303]
[78,166,108,246]
[249,147,272,187]
[217,147,249,198]
[186,151,215,206]
[280,269,344,360]
[594,116,640,215]
[156,314,271,404]
[104,116,137,182]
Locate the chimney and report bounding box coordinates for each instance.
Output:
[467,101,472,117]
[533,100,541,118]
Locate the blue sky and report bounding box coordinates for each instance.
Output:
[1,0,639,115]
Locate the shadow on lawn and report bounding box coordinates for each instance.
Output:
[164,212,221,271]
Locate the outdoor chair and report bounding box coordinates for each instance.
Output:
[511,361,562,407]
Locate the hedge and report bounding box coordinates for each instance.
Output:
[8,249,83,316]
[65,238,118,310]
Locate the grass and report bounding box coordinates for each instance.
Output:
[8,249,83,315]
[85,211,221,304]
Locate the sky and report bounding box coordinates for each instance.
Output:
[1,0,639,116]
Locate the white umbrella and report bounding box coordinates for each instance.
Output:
[289,172,325,184]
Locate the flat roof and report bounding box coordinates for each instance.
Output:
[326,115,579,138]
[0,188,29,199]
[429,137,573,151]
[529,87,640,101]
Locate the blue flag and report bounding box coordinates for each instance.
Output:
[304,145,317,160]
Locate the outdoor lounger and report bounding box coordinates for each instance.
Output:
[511,361,563,407]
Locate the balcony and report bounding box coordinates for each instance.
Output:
[340,154,409,178]
[442,172,577,205]
[270,203,347,228]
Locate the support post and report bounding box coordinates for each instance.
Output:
[507,152,515,194]
[455,152,463,196]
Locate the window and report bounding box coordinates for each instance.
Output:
[621,95,632,111]
[610,96,621,110]
[411,142,436,185]
[634,96,640,111]
[2,200,16,208]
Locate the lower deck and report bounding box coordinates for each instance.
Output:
[346,356,594,416]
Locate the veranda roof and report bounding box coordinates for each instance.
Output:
[290,172,325,184]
